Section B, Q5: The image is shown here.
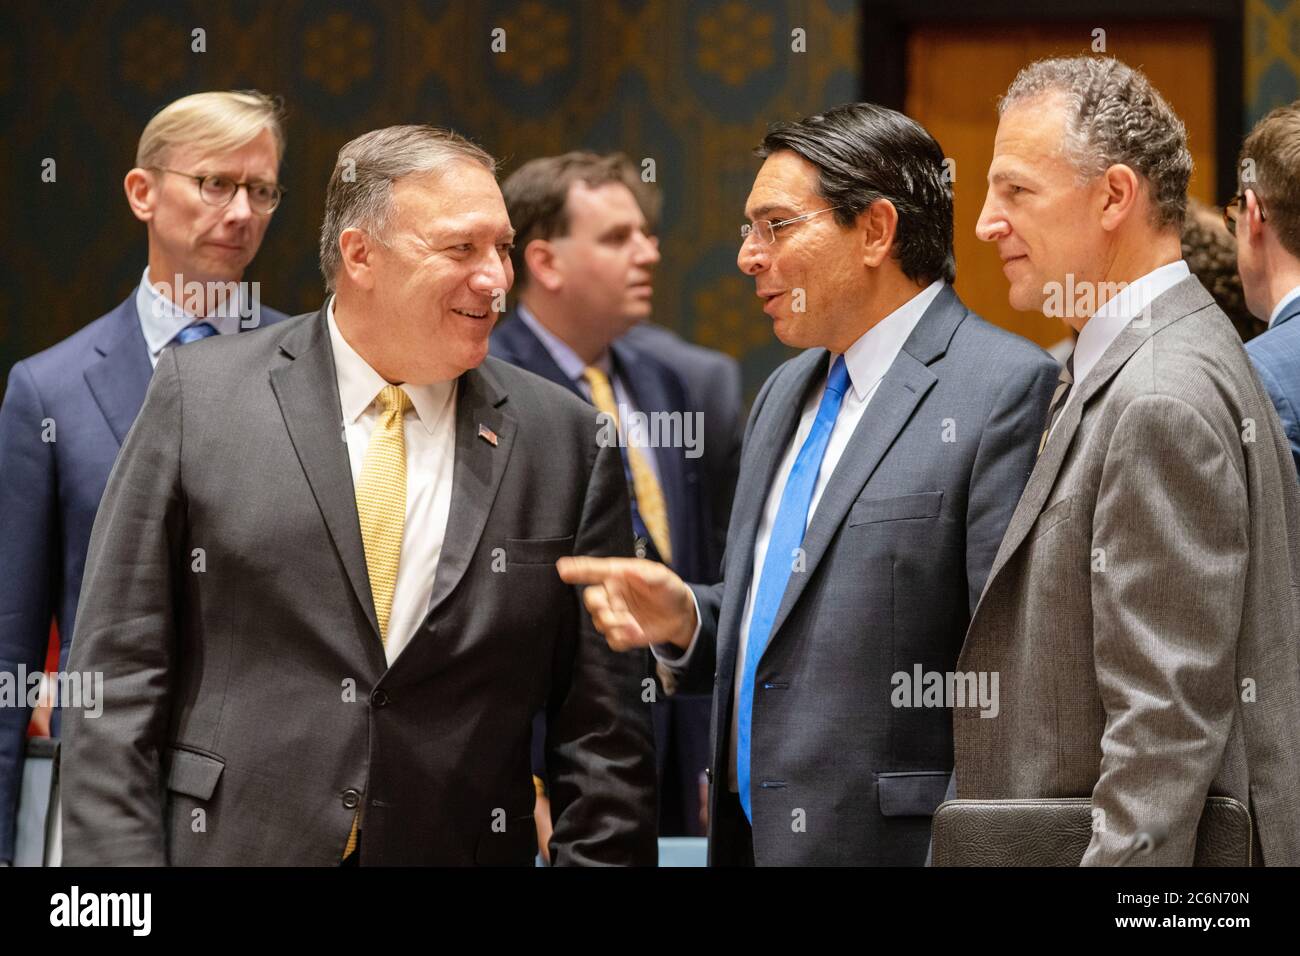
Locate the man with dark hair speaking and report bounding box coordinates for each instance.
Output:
[561,103,1058,865]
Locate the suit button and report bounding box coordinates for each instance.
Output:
[342,789,361,810]
[371,689,389,708]
[705,767,713,783]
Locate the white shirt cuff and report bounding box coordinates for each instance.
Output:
[649,588,703,671]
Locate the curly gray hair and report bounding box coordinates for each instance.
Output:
[999,56,1191,231]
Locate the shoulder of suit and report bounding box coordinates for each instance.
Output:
[479,354,590,418]
[1109,304,1256,413]
[946,309,1056,371]
[1246,313,1300,367]
[16,297,135,381]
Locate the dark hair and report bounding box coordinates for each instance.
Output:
[756,103,955,284]
[501,151,659,289]
[1240,100,1300,261]
[1181,199,1262,343]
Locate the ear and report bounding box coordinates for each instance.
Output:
[338,227,378,291]
[124,168,158,223]
[523,238,564,293]
[1244,188,1267,243]
[1097,163,1141,232]
[859,198,898,269]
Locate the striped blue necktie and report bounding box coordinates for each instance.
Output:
[737,354,850,821]
[173,321,218,346]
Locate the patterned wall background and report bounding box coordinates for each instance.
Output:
[9,1,1297,397]
[0,0,859,398]
[1247,0,1300,124]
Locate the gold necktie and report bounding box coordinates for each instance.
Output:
[344,383,411,860]
[582,366,672,564]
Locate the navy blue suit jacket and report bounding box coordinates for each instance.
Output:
[489,311,714,585]
[0,294,288,861]
[1247,296,1300,480]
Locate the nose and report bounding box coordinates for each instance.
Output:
[634,231,660,266]
[222,185,254,225]
[975,189,1009,243]
[469,248,510,296]
[737,231,769,275]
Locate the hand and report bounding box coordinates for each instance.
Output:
[556,556,697,652]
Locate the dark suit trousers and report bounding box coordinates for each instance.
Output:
[711,788,754,866]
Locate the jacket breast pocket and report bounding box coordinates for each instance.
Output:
[165,746,225,800]
[847,491,943,527]
[1031,496,1073,540]
[505,535,576,566]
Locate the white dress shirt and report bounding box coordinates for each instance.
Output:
[654,279,945,791]
[1268,283,1300,329]
[328,299,458,665]
[1049,260,1191,441]
[134,266,248,367]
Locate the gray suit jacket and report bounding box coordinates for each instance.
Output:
[668,285,1058,865]
[60,307,657,866]
[955,276,1300,866]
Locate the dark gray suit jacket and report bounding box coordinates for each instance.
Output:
[60,306,657,866]
[666,285,1058,865]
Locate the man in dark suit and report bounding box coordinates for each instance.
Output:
[59,125,657,865]
[491,152,737,836]
[561,103,1059,864]
[624,321,745,580]
[0,90,291,865]
[1235,100,1300,479]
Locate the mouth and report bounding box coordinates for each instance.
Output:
[452,307,490,319]
[1001,254,1027,268]
[759,290,785,315]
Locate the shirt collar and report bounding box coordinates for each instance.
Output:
[1072,260,1190,389]
[837,280,945,401]
[326,298,454,435]
[135,266,247,358]
[1269,283,1300,329]
[516,303,613,381]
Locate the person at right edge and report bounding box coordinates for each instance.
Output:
[960,56,1300,865]
[560,103,1059,865]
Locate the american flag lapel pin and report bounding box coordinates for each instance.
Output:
[477,423,499,447]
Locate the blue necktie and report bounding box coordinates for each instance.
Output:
[173,321,218,346]
[737,354,850,821]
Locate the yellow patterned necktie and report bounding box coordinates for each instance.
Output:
[582,365,672,564]
[343,383,411,860]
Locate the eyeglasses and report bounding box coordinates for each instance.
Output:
[740,206,844,246]
[153,168,285,214]
[1223,191,1266,237]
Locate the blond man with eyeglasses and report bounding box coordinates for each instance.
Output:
[0,90,292,865]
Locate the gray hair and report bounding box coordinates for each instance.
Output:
[999,56,1191,230]
[319,125,497,291]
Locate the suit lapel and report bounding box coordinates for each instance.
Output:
[979,276,1215,598]
[421,360,516,619]
[84,297,154,445]
[713,351,823,692]
[268,308,384,659]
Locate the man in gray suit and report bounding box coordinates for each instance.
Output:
[959,56,1300,865]
[60,125,657,866]
[561,103,1058,865]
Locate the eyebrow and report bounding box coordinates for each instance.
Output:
[746,202,795,221]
